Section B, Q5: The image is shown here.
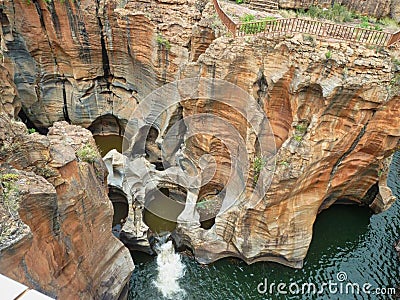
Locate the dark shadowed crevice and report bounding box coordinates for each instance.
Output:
[330,124,367,179]
[361,182,379,206]
[18,108,48,135]
[108,186,129,228]
[200,217,215,230]
[95,0,111,83]
[61,76,71,124]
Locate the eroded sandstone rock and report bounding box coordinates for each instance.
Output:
[0,0,399,275]
[0,63,134,300]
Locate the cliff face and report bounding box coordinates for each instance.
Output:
[0,0,204,131]
[0,0,399,279]
[0,64,133,298]
[131,35,399,267]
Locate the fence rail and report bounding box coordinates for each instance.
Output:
[212,0,400,47]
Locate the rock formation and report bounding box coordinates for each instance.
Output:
[0,0,207,132]
[0,64,134,298]
[174,37,400,266]
[0,0,399,282]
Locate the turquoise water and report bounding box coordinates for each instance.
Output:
[128,153,400,299]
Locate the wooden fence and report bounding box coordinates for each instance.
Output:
[212,0,400,47]
[212,0,237,36]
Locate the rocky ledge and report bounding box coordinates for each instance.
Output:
[0,62,133,299]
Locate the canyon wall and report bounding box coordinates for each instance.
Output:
[0,65,134,298]
[0,0,399,285]
[0,0,205,132]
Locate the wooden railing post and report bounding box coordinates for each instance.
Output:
[387,30,400,46]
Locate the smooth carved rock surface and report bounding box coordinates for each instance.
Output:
[0,0,207,131]
[0,66,134,299]
[0,0,399,274]
[175,37,400,267]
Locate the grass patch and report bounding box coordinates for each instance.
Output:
[76,144,98,163]
[280,160,289,167]
[295,124,307,133]
[378,17,400,30]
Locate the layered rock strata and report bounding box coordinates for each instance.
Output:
[0,63,134,299]
[0,0,399,273]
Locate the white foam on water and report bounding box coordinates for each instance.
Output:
[153,240,186,299]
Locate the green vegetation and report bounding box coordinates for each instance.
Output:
[392,58,400,69]
[240,14,256,23]
[295,124,307,133]
[293,123,308,143]
[0,173,20,219]
[253,156,266,185]
[280,160,289,167]
[1,174,19,182]
[294,135,303,142]
[156,34,171,51]
[239,15,277,35]
[196,198,208,209]
[34,166,58,179]
[27,128,36,134]
[297,4,353,23]
[303,34,316,46]
[296,4,398,31]
[325,50,332,59]
[76,144,98,163]
[235,0,243,4]
[378,17,400,30]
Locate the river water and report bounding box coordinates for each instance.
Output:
[128,153,400,299]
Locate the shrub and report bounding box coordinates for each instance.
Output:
[294,135,303,142]
[378,17,400,30]
[253,156,266,185]
[236,0,243,4]
[156,34,171,51]
[392,58,400,69]
[295,124,307,133]
[0,174,19,182]
[325,50,332,59]
[240,14,256,23]
[76,144,98,163]
[298,4,353,23]
[34,166,58,178]
[0,173,20,219]
[27,128,36,134]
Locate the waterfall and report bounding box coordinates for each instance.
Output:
[153,240,186,299]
